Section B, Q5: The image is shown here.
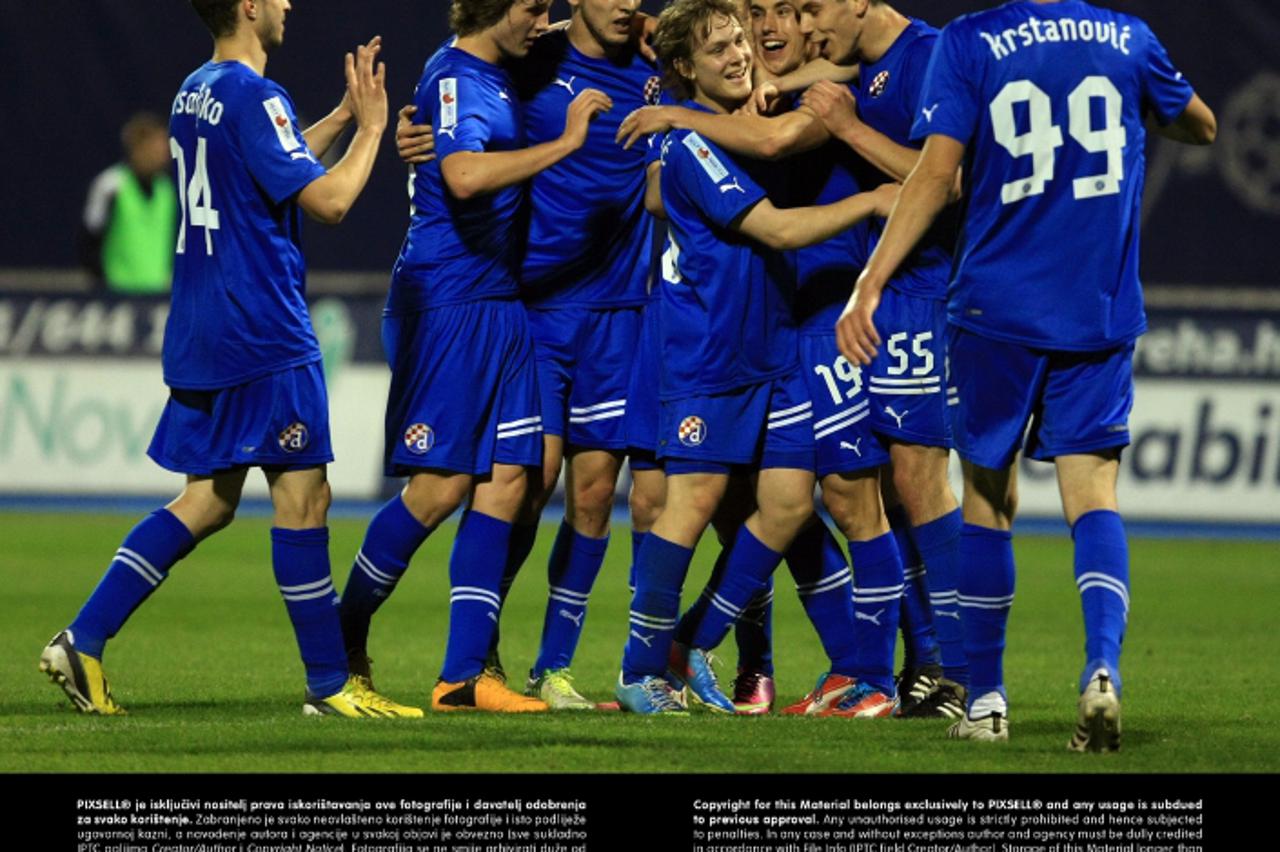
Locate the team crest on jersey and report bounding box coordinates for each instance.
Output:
[277,422,309,453]
[869,70,891,98]
[262,96,301,152]
[405,423,435,455]
[678,415,707,447]
[682,132,729,183]
[643,76,662,106]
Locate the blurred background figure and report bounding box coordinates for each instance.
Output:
[79,112,177,294]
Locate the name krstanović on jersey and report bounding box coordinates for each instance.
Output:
[980,17,1133,61]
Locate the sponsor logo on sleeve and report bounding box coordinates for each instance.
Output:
[682,132,730,184]
[440,78,459,134]
[262,96,301,152]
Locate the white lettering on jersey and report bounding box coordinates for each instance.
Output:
[682,132,730,184]
[440,78,459,132]
[262,96,300,152]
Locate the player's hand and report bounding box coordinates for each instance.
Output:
[346,36,388,133]
[870,181,900,217]
[396,105,436,164]
[561,89,613,151]
[745,82,781,116]
[836,274,884,366]
[617,106,673,150]
[631,12,659,63]
[801,80,860,139]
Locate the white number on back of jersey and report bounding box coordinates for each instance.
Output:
[169,135,221,255]
[989,75,1126,205]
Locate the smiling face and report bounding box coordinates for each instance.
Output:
[799,0,865,64]
[748,1,806,78]
[684,12,754,112]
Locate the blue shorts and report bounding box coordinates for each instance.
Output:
[148,360,333,475]
[658,370,814,474]
[527,305,642,451]
[866,288,952,448]
[383,300,542,477]
[625,300,662,471]
[947,325,1135,469]
[799,331,890,477]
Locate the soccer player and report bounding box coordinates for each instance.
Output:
[336,0,610,713]
[837,0,1215,746]
[614,0,895,715]
[40,0,418,718]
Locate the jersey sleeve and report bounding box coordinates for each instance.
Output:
[431,73,495,158]
[1138,21,1195,125]
[235,81,328,205]
[910,21,980,145]
[898,34,936,140]
[670,131,766,229]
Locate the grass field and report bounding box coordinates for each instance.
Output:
[2,511,1277,774]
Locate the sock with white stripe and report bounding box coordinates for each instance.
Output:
[673,545,729,647]
[339,495,433,659]
[848,533,905,694]
[272,527,347,698]
[441,511,512,683]
[889,505,939,669]
[913,508,968,686]
[1072,510,1128,694]
[69,509,196,659]
[958,523,1015,711]
[622,534,694,681]
[690,526,783,652]
[532,522,609,674]
[786,521,857,676]
[487,521,539,658]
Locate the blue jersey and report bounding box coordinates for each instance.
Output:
[162,62,327,390]
[857,19,954,301]
[390,44,524,314]
[658,116,796,400]
[914,0,1194,350]
[516,32,660,308]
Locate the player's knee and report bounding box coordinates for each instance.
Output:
[628,486,663,529]
[570,481,615,537]
[821,487,884,540]
[757,489,814,538]
[402,476,469,527]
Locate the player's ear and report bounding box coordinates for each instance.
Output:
[244,0,258,23]
[675,57,695,81]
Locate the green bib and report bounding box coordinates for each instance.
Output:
[102,166,177,293]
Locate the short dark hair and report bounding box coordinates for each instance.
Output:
[653,0,744,101]
[450,0,521,37]
[190,0,240,39]
[121,112,167,153]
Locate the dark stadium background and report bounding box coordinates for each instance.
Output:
[0,0,1271,287]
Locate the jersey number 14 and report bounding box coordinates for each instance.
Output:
[169,136,221,255]
[989,75,1127,205]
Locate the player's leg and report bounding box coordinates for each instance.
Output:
[627,464,666,589]
[41,470,243,715]
[881,478,940,712]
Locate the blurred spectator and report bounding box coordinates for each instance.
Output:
[79,112,176,293]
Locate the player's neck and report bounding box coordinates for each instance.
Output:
[212,31,269,76]
[455,32,504,65]
[859,4,911,65]
[692,90,743,115]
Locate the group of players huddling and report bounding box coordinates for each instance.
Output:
[41,0,1213,751]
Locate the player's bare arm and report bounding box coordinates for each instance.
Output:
[617,102,826,159]
[1151,92,1217,145]
[746,57,856,113]
[836,134,962,366]
[439,88,611,201]
[298,39,387,224]
[302,37,384,158]
[644,160,665,219]
[395,105,436,164]
[736,180,896,250]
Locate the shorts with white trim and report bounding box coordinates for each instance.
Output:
[947,325,1135,470]
[527,304,642,450]
[866,287,952,448]
[382,300,542,476]
[148,360,333,475]
[799,331,890,477]
[658,369,814,474]
[625,299,662,471]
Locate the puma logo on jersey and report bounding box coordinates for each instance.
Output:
[558,609,585,628]
[554,76,577,96]
[840,439,863,456]
[921,102,940,122]
[719,177,745,194]
[885,406,909,429]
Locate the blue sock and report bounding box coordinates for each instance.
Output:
[272,527,347,698]
[958,523,1015,709]
[441,511,512,683]
[1072,510,1129,694]
[629,529,648,593]
[532,523,609,674]
[622,534,694,681]
[913,508,968,686]
[339,495,433,656]
[690,526,782,652]
[69,509,195,659]
[889,505,939,669]
[734,579,774,675]
[848,533,905,694]
[487,521,539,657]
[674,546,729,647]
[787,522,857,676]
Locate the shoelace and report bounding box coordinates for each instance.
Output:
[733,670,765,699]
[641,678,684,711]
[835,681,879,710]
[545,671,579,696]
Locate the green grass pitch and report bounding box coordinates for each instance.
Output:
[2,511,1277,773]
